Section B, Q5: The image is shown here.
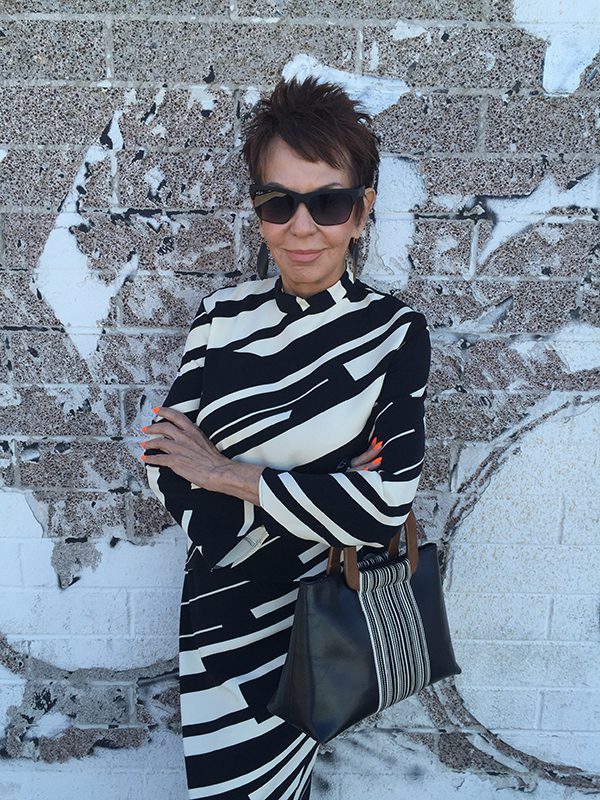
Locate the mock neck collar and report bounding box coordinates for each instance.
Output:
[273,265,361,314]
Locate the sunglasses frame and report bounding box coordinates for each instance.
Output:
[249,184,366,226]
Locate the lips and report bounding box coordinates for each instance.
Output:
[285,249,324,263]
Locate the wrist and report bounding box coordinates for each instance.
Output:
[208,460,264,505]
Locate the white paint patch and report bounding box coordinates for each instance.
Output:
[450,400,600,772]
[513,0,600,94]
[368,41,380,72]
[144,165,166,194]
[364,156,428,287]
[187,85,216,112]
[244,86,261,108]
[552,322,600,372]
[0,490,44,538]
[282,54,410,116]
[24,710,71,740]
[477,165,600,265]
[391,21,427,42]
[376,155,428,214]
[0,149,7,161]
[35,99,140,360]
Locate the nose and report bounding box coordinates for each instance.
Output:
[289,201,318,234]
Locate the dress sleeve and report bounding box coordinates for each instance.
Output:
[257,311,431,549]
[144,298,211,514]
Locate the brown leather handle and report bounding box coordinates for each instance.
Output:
[326,510,419,591]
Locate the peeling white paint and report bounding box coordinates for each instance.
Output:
[144,165,166,194]
[368,41,380,72]
[24,711,71,740]
[282,54,410,116]
[513,0,600,94]
[364,156,428,287]
[0,490,44,538]
[35,99,140,360]
[391,21,427,42]
[552,322,600,372]
[477,165,600,265]
[376,155,428,214]
[187,85,216,111]
[0,386,21,408]
[243,87,261,108]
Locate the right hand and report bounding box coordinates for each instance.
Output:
[347,437,384,472]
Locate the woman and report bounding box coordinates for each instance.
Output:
[141,77,430,800]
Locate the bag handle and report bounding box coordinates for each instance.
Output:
[326,510,419,591]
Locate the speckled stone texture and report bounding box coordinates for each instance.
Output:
[364,26,545,89]
[1,0,599,795]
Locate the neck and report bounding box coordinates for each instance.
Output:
[279,264,347,299]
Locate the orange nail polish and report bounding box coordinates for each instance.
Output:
[373,456,382,465]
[371,437,377,446]
[152,407,159,413]
[140,455,147,460]
[374,440,383,450]
[141,426,148,432]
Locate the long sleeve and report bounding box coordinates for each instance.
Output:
[145,298,212,516]
[257,312,431,549]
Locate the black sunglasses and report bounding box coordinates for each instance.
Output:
[250,184,365,226]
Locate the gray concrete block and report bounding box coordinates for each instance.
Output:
[486,96,600,154]
[0,19,105,81]
[117,148,246,210]
[117,86,237,151]
[364,25,544,89]
[0,87,119,147]
[374,93,480,154]
[112,20,357,83]
[236,0,488,18]
[0,385,121,437]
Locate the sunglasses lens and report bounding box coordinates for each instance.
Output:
[253,191,295,224]
[309,192,355,225]
[252,188,361,225]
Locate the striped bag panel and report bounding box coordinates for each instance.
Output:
[357,555,431,710]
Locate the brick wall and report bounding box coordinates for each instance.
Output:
[1,1,598,798]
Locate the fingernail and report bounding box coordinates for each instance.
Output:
[152,407,159,413]
[374,440,383,450]
[139,442,145,448]
[371,437,377,446]
[141,426,148,432]
[140,455,147,460]
[373,456,382,465]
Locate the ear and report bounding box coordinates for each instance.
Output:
[352,188,377,237]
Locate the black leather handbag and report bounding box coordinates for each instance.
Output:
[267,512,461,744]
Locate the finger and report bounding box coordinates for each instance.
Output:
[151,406,196,432]
[349,440,384,469]
[140,437,172,453]
[348,455,383,473]
[141,419,192,441]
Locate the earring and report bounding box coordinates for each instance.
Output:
[349,238,360,279]
[256,242,269,279]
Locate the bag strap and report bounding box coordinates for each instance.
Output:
[326,510,419,591]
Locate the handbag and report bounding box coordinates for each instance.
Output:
[267,511,461,744]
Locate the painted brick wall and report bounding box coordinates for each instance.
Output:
[0,1,598,798]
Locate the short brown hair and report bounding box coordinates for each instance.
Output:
[242,77,380,189]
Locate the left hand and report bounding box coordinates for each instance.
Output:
[140,406,228,488]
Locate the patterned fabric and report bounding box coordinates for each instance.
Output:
[145,265,431,799]
[358,554,431,710]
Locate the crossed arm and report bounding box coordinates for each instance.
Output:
[140,411,384,505]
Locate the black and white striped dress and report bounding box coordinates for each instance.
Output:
[145,265,431,800]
